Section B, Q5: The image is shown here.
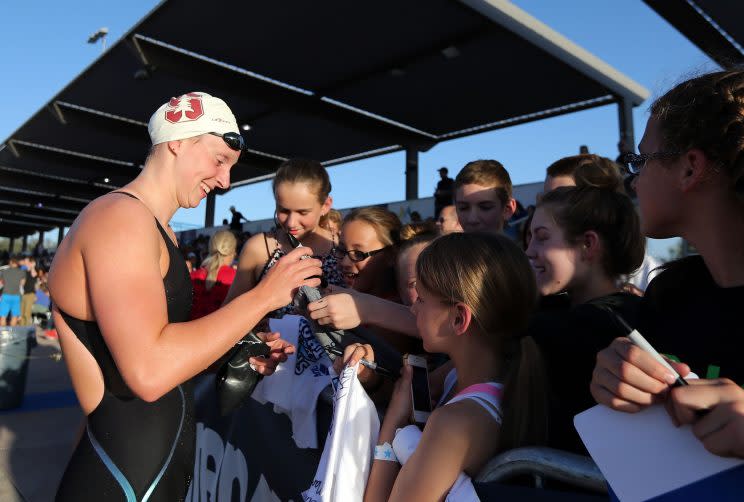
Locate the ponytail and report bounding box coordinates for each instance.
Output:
[200,230,237,289]
[498,335,547,451]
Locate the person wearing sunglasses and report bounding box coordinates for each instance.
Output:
[50,92,321,501]
[591,71,744,459]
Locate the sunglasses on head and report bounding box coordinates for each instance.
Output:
[209,131,245,152]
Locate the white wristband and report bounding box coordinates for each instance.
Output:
[374,442,399,463]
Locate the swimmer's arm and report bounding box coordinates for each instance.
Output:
[222,232,267,305]
[82,203,318,402]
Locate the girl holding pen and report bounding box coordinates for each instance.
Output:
[590,70,744,458]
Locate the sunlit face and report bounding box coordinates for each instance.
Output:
[410,281,452,353]
[454,183,512,234]
[525,207,583,296]
[543,174,576,194]
[274,182,330,240]
[339,220,390,292]
[633,117,683,238]
[395,242,428,306]
[176,134,239,209]
[436,206,463,235]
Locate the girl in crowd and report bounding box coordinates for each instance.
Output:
[343,232,545,501]
[49,93,320,500]
[591,70,744,458]
[396,223,438,307]
[225,158,344,316]
[306,212,422,337]
[333,206,402,300]
[190,230,237,320]
[526,166,645,452]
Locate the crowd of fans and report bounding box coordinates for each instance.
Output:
[7,69,744,500]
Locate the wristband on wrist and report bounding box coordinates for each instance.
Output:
[374,442,399,463]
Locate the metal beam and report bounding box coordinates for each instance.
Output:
[644,0,744,69]
[0,171,105,202]
[460,0,649,105]
[58,227,65,247]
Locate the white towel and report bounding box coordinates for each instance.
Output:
[251,315,335,449]
[302,363,380,502]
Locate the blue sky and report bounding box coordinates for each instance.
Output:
[0,1,718,257]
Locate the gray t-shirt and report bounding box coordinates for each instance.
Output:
[0,267,26,295]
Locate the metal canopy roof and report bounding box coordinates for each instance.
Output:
[0,0,648,238]
[644,0,744,69]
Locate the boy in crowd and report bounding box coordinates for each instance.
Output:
[453,159,516,234]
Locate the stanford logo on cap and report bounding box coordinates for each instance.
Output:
[165,93,204,123]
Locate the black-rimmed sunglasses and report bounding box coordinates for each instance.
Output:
[209,131,246,152]
[332,246,389,262]
[618,151,680,175]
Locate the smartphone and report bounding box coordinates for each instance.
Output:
[406,354,432,426]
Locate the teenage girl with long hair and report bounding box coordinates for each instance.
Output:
[225,158,344,315]
[342,232,546,500]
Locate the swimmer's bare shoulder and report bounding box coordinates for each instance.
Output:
[49,194,162,316]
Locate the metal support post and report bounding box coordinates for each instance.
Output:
[405,147,419,201]
[617,97,636,154]
[205,192,216,228]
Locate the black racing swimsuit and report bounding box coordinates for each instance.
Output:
[56,192,194,502]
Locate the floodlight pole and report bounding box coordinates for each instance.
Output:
[617,96,636,153]
[205,192,216,228]
[405,147,418,200]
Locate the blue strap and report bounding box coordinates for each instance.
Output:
[86,385,186,502]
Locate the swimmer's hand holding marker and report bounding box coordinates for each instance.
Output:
[286,231,327,288]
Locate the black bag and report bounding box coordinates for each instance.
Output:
[216,332,271,416]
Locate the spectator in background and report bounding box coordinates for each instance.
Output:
[433,167,454,218]
[229,205,248,233]
[453,159,516,234]
[319,208,342,241]
[396,223,437,306]
[435,205,462,235]
[579,144,590,154]
[20,255,38,326]
[190,230,238,320]
[0,255,25,326]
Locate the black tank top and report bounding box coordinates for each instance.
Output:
[56,191,195,501]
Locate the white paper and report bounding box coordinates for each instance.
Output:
[575,405,744,502]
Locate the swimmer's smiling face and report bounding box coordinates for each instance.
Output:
[173,134,239,209]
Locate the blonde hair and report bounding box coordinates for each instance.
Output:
[416,232,546,451]
[201,230,237,286]
[343,207,402,247]
[319,208,342,232]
